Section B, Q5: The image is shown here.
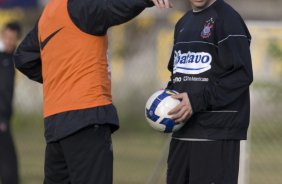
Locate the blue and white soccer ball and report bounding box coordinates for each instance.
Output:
[145,89,185,133]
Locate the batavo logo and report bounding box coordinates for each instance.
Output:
[173,50,212,75]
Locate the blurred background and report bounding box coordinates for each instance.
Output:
[0,0,281,183]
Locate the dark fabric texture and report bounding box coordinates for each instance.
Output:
[44,104,119,143]
[0,52,15,121]
[44,125,113,184]
[13,22,43,83]
[68,0,154,35]
[167,139,240,184]
[0,121,19,184]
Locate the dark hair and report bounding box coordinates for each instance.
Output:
[3,21,22,38]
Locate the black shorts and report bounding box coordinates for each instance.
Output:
[44,125,113,184]
[167,139,240,184]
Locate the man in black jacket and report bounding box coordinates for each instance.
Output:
[14,0,172,184]
[0,21,21,184]
[166,0,253,183]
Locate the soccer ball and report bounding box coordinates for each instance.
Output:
[145,89,185,133]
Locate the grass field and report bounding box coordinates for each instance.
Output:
[10,113,282,184]
[248,121,282,184]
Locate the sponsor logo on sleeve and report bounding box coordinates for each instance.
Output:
[173,50,212,75]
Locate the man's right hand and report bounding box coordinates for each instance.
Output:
[151,0,173,9]
[168,93,193,123]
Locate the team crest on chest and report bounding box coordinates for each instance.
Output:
[201,18,215,39]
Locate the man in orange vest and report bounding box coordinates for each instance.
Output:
[14,0,172,183]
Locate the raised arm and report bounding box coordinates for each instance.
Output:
[68,0,172,35]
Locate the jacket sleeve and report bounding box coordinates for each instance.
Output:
[0,55,15,119]
[68,0,154,36]
[166,19,183,90]
[14,23,43,83]
[166,51,174,90]
[103,0,154,28]
[188,16,253,113]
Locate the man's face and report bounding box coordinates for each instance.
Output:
[189,0,215,11]
[1,28,19,54]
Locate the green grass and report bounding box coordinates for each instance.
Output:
[10,113,282,184]
[12,113,45,184]
[249,121,282,184]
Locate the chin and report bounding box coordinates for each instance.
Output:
[190,0,210,10]
[193,2,206,8]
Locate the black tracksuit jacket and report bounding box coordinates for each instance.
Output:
[167,0,253,140]
[0,52,15,123]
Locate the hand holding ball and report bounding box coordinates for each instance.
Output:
[145,90,186,133]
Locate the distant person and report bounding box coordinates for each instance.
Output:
[0,21,21,184]
[14,0,172,184]
[166,0,253,183]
